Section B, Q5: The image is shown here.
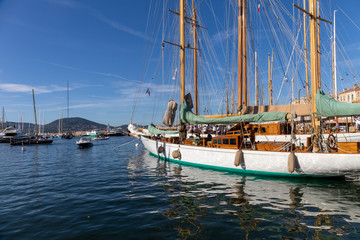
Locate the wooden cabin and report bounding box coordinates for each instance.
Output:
[227,122,292,136]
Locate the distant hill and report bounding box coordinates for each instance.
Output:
[3,117,127,134]
[47,117,108,132]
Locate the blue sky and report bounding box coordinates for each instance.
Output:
[0,0,360,126]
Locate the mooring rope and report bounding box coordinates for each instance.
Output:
[113,138,140,149]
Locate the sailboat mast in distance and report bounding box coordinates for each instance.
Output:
[1,107,4,131]
[67,81,69,131]
[32,89,38,139]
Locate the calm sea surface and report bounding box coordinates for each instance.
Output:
[1,136,360,239]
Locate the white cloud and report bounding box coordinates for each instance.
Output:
[70,103,102,109]
[0,83,67,94]
[211,28,236,43]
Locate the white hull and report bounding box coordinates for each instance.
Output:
[141,136,360,177]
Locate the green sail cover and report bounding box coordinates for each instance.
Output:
[148,123,179,135]
[179,100,287,124]
[316,89,360,117]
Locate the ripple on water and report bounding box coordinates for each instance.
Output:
[0,138,360,239]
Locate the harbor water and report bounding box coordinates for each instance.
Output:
[1,136,360,239]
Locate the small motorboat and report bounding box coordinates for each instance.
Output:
[92,135,110,141]
[76,137,93,148]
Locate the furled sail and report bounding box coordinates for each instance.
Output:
[163,100,178,127]
[148,123,179,135]
[179,100,287,124]
[316,89,360,117]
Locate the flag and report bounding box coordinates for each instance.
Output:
[257,3,260,12]
[145,88,150,96]
[162,43,164,52]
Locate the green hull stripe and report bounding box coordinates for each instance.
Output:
[148,151,339,178]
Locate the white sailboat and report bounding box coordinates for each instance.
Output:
[140,0,360,177]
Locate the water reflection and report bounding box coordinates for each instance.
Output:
[141,151,360,238]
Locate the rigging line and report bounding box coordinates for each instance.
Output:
[161,0,167,120]
[196,26,224,106]
[261,0,288,92]
[337,39,360,84]
[131,0,163,122]
[336,36,360,84]
[223,0,231,91]
[151,47,166,124]
[197,13,227,89]
[204,0,227,60]
[113,138,140,149]
[268,0,305,100]
[338,6,360,32]
[290,47,303,108]
[276,20,303,105]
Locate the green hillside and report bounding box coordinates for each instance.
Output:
[3,117,126,134]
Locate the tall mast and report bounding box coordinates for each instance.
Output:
[268,51,273,105]
[67,80,70,132]
[226,85,229,114]
[237,0,243,110]
[316,0,321,88]
[180,0,185,103]
[178,0,186,143]
[1,107,4,131]
[192,0,198,115]
[309,0,319,130]
[231,88,234,114]
[261,82,264,105]
[32,89,38,139]
[61,112,63,133]
[58,112,61,134]
[303,0,310,105]
[333,10,337,100]
[242,0,248,106]
[255,51,258,106]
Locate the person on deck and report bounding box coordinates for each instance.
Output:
[356,116,360,131]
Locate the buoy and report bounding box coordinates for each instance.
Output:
[172,150,181,159]
[234,150,243,167]
[158,146,164,154]
[288,152,297,173]
[21,146,25,151]
[135,143,139,147]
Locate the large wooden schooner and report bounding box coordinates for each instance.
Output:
[140,0,360,177]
